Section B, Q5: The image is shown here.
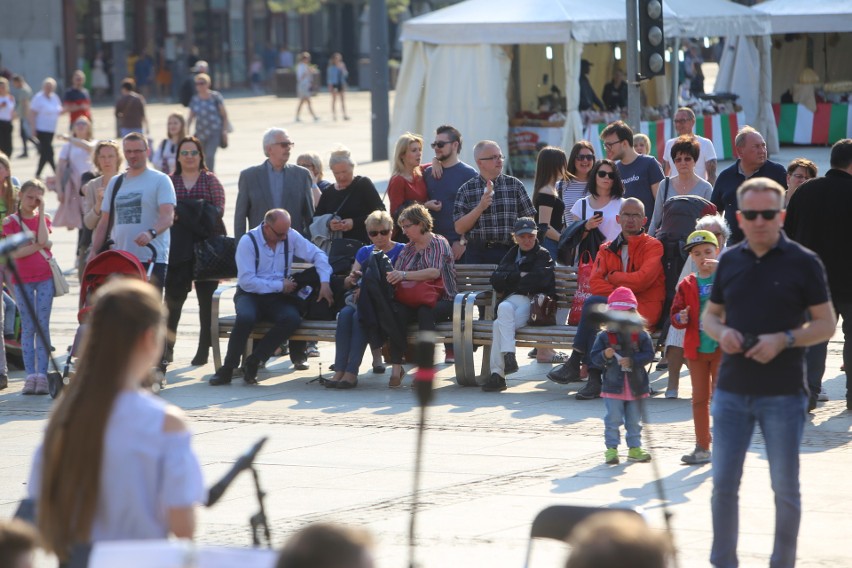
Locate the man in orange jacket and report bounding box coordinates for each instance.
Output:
[548,197,665,399]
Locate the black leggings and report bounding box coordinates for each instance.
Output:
[389,299,453,364]
[0,120,12,156]
[164,261,218,355]
[35,130,55,177]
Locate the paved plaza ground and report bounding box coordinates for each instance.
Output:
[0,91,849,567]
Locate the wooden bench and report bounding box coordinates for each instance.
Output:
[453,265,581,385]
[211,264,500,384]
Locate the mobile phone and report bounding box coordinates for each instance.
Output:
[741,333,759,352]
[593,211,603,219]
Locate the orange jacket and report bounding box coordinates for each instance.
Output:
[590,232,666,330]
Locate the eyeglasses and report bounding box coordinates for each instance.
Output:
[740,209,780,221]
[478,154,504,162]
[576,154,595,161]
[368,229,391,237]
[400,222,416,230]
[431,140,453,149]
[265,222,287,238]
[620,213,644,219]
[673,156,694,163]
[789,173,811,181]
[603,140,623,150]
[673,118,692,124]
[597,170,616,179]
[274,141,295,148]
[180,150,200,157]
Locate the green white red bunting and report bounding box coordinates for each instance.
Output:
[773,103,852,146]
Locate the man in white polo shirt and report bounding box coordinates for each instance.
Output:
[662,107,718,185]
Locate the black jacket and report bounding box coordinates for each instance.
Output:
[170,199,221,265]
[490,243,556,300]
[558,218,606,265]
[357,250,405,351]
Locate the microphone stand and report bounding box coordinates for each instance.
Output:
[249,465,272,548]
[1,252,64,395]
[408,331,436,568]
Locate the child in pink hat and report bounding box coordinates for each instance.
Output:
[589,286,655,464]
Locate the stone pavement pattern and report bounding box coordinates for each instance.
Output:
[0,92,849,567]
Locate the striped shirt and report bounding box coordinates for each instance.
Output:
[560,178,587,226]
[394,233,457,299]
[453,174,535,243]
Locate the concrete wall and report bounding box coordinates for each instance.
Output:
[0,0,65,87]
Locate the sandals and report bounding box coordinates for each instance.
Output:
[389,367,407,388]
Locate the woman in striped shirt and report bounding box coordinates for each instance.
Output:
[561,141,596,227]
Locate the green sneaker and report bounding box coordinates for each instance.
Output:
[604,448,619,464]
[628,447,652,462]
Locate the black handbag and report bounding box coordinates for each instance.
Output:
[193,235,237,280]
[327,238,362,275]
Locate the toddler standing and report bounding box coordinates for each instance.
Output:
[590,287,655,464]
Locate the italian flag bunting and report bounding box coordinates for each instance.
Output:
[773,103,852,145]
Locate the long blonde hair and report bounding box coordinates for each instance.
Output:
[37,279,167,561]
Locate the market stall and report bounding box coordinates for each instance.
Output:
[392,0,771,171]
[752,0,852,146]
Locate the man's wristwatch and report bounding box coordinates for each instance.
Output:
[148,228,158,239]
[784,330,795,349]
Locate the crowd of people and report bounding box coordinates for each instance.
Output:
[0,66,848,567]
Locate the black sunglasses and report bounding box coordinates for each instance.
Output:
[431,140,453,149]
[740,209,780,221]
[368,229,391,237]
[576,154,595,161]
[597,170,616,179]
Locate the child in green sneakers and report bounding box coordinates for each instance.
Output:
[671,230,721,465]
[590,287,655,464]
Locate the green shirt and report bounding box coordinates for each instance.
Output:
[697,274,718,353]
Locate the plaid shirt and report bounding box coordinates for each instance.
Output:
[453,173,535,242]
[170,170,227,235]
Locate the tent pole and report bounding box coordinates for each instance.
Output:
[671,37,680,114]
[626,0,641,131]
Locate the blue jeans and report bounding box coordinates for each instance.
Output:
[572,295,608,364]
[806,301,852,404]
[603,397,642,448]
[223,290,303,369]
[334,305,369,374]
[710,388,808,568]
[15,279,54,376]
[541,238,559,263]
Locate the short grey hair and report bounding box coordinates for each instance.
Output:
[695,213,731,242]
[329,146,356,169]
[263,127,288,156]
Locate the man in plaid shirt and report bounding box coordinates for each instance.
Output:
[453,140,535,264]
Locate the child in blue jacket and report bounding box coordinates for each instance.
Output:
[589,287,656,464]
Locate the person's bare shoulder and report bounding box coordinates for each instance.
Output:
[163,405,189,433]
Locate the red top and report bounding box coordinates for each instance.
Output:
[387,169,428,216]
[2,213,54,284]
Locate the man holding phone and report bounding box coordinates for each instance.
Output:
[703,178,835,568]
[453,140,535,264]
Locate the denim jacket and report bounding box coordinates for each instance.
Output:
[589,328,655,397]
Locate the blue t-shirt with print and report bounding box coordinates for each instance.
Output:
[616,154,664,228]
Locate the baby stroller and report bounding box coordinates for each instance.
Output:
[49,247,155,398]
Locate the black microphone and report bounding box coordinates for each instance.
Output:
[0,233,33,256]
[206,436,268,507]
[413,331,436,407]
[586,303,646,331]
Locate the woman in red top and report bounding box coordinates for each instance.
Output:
[2,179,54,394]
[387,132,428,241]
[164,136,226,366]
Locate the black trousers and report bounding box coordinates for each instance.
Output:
[0,120,12,157]
[389,299,453,364]
[35,130,56,177]
[164,261,217,356]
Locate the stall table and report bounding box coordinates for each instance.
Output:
[773,103,852,146]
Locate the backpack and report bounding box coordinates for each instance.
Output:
[655,190,717,332]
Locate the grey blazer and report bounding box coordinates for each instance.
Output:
[234,161,314,239]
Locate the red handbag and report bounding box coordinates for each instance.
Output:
[568,251,593,326]
[395,278,444,308]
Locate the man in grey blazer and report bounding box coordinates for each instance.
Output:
[235,127,314,239]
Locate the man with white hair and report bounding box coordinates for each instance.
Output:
[235,127,313,239]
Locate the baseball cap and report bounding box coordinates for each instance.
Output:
[513,218,537,236]
[683,230,719,252]
[607,286,638,312]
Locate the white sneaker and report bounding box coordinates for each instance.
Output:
[818,389,829,402]
[665,389,678,399]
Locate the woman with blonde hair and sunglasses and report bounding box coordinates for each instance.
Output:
[28,279,204,563]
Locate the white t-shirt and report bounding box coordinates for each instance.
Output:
[662,134,717,180]
[29,91,63,132]
[0,95,14,121]
[570,197,624,242]
[102,168,176,263]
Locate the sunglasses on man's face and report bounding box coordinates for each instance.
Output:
[596,170,616,179]
[368,229,391,237]
[740,209,780,221]
[431,140,452,149]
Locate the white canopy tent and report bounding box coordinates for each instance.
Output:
[753,0,852,33]
[391,0,773,165]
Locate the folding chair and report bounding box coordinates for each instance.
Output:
[522,504,645,568]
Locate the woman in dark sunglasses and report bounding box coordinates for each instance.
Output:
[562,141,597,222]
[326,210,404,389]
[569,159,625,242]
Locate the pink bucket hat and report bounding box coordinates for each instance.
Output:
[607,286,638,311]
